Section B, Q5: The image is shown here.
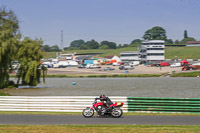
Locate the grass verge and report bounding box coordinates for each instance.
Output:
[0,125,200,133]
[0,91,10,96]
[170,71,200,77]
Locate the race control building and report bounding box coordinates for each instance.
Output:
[120,40,165,63]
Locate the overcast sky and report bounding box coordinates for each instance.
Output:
[1,0,200,47]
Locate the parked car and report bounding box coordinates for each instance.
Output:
[112,62,120,66]
[104,67,115,71]
[160,62,170,67]
[77,64,85,68]
[42,61,53,68]
[86,64,101,69]
[170,63,181,67]
[151,63,160,67]
[119,65,134,70]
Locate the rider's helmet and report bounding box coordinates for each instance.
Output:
[100,94,106,100]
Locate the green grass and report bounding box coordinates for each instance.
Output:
[43,47,138,59]
[165,46,200,59]
[0,125,200,133]
[0,91,9,96]
[43,46,200,59]
[170,71,200,77]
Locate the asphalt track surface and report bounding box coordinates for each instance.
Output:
[0,114,200,125]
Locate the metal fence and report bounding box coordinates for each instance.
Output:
[0,96,128,112]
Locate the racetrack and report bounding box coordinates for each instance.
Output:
[0,114,200,125]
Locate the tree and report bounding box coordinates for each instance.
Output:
[17,37,45,86]
[0,7,20,89]
[174,40,179,44]
[70,39,85,47]
[50,45,61,52]
[130,39,141,47]
[117,44,122,48]
[100,41,117,49]
[184,30,188,39]
[181,37,196,44]
[165,39,174,44]
[41,45,51,52]
[85,39,99,49]
[143,26,167,40]
[131,39,141,44]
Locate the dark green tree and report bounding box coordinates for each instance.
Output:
[41,45,51,52]
[165,39,174,44]
[100,41,117,49]
[80,44,88,50]
[0,7,20,89]
[50,45,61,52]
[130,39,141,47]
[184,30,188,39]
[181,37,196,44]
[117,44,122,48]
[174,40,179,44]
[70,39,85,47]
[85,39,99,49]
[143,26,167,40]
[17,37,45,86]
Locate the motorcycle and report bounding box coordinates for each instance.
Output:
[82,98,123,118]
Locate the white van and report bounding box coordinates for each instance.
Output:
[170,63,181,67]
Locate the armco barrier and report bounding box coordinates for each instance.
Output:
[0,96,128,112]
[127,97,200,113]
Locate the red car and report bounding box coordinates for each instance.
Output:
[160,62,170,67]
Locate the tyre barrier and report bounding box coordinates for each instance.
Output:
[0,96,200,113]
[0,96,128,112]
[128,97,200,113]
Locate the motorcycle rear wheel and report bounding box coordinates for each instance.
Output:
[82,108,94,118]
[111,108,123,118]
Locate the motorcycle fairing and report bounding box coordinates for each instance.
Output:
[110,102,123,107]
[93,102,103,108]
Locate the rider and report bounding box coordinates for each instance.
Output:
[95,94,113,111]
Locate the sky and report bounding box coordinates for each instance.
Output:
[1,0,200,48]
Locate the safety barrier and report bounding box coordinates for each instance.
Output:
[127,97,200,113]
[0,96,128,112]
[1,96,200,113]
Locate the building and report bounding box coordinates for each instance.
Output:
[140,40,165,63]
[120,51,140,63]
[120,40,165,63]
[186,41,200,47]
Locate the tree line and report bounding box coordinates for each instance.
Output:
[0,7,46,89]
[42,26,197,52]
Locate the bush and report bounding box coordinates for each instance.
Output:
[0,91,9,96]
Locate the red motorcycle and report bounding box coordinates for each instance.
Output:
[82,98,123,118]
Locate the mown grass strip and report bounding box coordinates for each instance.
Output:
[170,71,200,77]
[0,125,200,133]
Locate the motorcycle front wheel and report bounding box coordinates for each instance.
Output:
[111,108,123,118]
[82,108,94,118]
